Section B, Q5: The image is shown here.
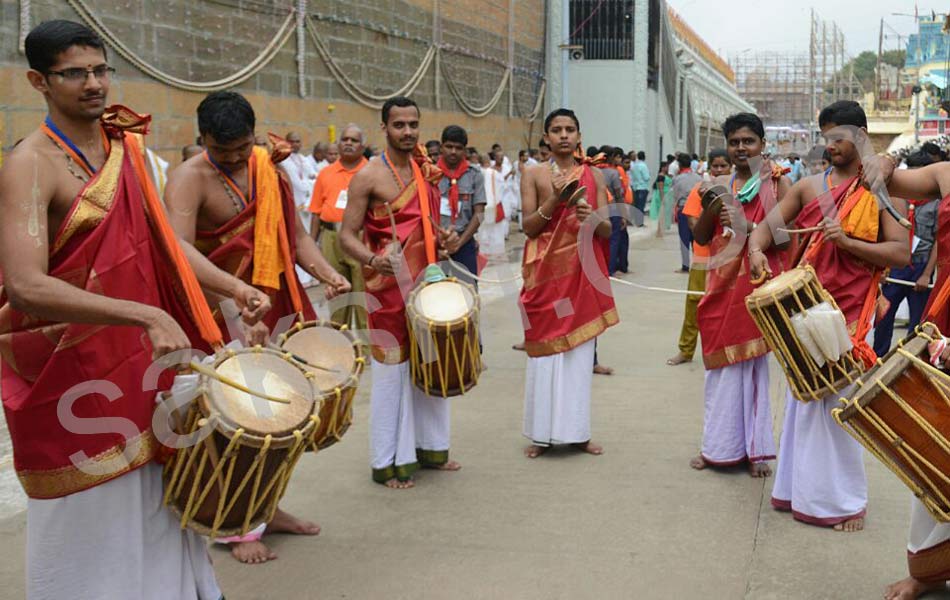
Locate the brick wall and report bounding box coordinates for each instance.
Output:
[0,0,546,165]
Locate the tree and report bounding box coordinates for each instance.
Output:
[824,50,906,94]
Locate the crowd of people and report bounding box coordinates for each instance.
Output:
[3,18,950,600]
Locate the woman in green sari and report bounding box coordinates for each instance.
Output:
[650,161,673,237]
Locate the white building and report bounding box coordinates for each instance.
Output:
[545,1,753,172]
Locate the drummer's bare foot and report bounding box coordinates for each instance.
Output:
[833,516,865,532]
[593,364,613,375]
[884,576,945,600]
[524,444,548,459]
[749,462,772,478]
[426,460,461,471]
[667,352,691,366]
[572,440,604,455]
[231,540,277,564]
[384,478,415,489]
[689,455,707,470]
[512,342,525,351]
[267,507,320,535]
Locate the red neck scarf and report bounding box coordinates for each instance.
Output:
[436,157,469,223]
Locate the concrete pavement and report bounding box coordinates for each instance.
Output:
[0,227,947,599]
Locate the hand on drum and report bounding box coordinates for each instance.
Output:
[143,307,191,359]
[234,283,271,325]
[748,248,771,283]
[243,320,271,347]
[324,272,351,300]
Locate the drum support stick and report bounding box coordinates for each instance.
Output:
[885,277,934,289]
[266,343,340,374]
[188,360,292,404]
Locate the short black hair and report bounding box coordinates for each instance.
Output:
[425,139,440,148]
[905,151,935,168]
[637,151,645,160]
[381,96,419,124]
[722,113,765,140]
[491,143,502,150]
[25,20,107,74]
[818,100,867,129]
[586,146,599,158]
[708,148,730,164]
[677,152,692,169]
[544,108,580,133]
[518,149,528,158]
[538,139,550,150]
[440,126,468,146]
[197,91,256,144]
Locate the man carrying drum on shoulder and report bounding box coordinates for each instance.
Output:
[748,100,909,533]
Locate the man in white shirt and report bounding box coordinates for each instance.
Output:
[280,131,319,284]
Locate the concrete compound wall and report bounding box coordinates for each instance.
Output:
[0,0,546,166]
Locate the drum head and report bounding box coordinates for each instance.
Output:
[205,351,314,437]
[749,266,813,299]
[281,325,356,392]
[412,280,475,323]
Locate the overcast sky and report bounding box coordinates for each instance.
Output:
[668,1,933,62]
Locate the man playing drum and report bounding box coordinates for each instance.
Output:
[748,101,910,531]
[872,150,950,598]
[165,91,350,563]
[0,20,273,597]
[689,113,790,477]
[519,108,618,459]
[340,96,461,489]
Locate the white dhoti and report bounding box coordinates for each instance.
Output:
[907,497,950,582]
[771,387,867,526]
[26,462,220,600]
[369,358,451,482]
[523,339,595,445]
[700,355,776,465]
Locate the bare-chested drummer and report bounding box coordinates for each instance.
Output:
[164,90,350,564]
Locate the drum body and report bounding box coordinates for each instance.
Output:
[162,348,318,537]
[745,266,863,402]
[406,278,481,397]
[834,323,950,522]
[278,320,365,450]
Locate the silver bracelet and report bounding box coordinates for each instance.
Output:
[537,206,553,221]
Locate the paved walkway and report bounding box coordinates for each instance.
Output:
[0,227,946,599]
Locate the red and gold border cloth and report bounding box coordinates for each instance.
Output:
[699,176,788,370]
[362,174,440,364]
[0,106,220,498]
[520,164,618,357]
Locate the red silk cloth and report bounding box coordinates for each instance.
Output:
[362,178,440,363]
[520,164,618,357]
[698,177,788,369]
[0,126,218,498]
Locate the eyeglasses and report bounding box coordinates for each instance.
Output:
[46,65,115,83]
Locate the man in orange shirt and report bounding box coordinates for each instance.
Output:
[310,123,369,331]
[666,149,730,366]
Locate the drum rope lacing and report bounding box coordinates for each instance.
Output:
[831,323,950,522]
